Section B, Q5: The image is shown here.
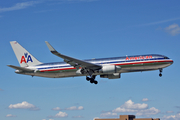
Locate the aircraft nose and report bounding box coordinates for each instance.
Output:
[170,60,174,65]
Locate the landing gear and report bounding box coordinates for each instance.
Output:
[93,80,98,84]
[86,77,90,81]
[159,68,162,77]
[81,68,98,84]
[86,75,98,84]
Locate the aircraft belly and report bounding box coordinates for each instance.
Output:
[24,71,79,78]
[119,62,171,73]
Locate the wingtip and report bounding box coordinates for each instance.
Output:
[10,41,17,44]
[45,41,56,52]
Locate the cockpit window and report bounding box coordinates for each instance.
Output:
[164,57,169,59]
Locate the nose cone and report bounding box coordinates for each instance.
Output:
[170,60,174,64]
[168,59,173,66]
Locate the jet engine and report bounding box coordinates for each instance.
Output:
[100,73,121,79]
[99,65,121,74]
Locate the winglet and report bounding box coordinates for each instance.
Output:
[45,41,58,53]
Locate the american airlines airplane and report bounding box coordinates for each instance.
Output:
[8,41,173,84]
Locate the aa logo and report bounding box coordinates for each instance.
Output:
[20,53,33,63]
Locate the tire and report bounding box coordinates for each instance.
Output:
[94,81,98,84]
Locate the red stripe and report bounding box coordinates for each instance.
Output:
[40,60,173,72]
[40,67,76,72]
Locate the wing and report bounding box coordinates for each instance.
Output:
[45,41,102,70]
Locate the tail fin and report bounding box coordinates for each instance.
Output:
[10,41,42,67]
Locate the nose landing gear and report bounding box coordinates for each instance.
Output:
[159,68,162,77]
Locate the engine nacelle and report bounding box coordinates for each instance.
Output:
[100,73,121,79]
[99,65,121,74]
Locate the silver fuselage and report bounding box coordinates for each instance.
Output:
[16,54,173,78]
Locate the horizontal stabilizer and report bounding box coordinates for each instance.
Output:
[7,65,34,72]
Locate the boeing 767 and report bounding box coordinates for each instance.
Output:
[8,41,173,84]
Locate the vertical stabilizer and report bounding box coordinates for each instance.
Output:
[10,41,42,67]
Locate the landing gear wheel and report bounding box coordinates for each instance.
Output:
[94,81,98,84]
[90,80,94,83]
[159,73,162,77]
[159,68,163,77]
[86,77,90,81]
[86,75,98,84]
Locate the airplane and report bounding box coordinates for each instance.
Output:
[8,41,173,84]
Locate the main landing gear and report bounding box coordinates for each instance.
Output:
[86,75,98,84]
[81,68,98,84]
[159,68,162,77]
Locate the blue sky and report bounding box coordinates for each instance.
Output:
[0,0,180,120]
